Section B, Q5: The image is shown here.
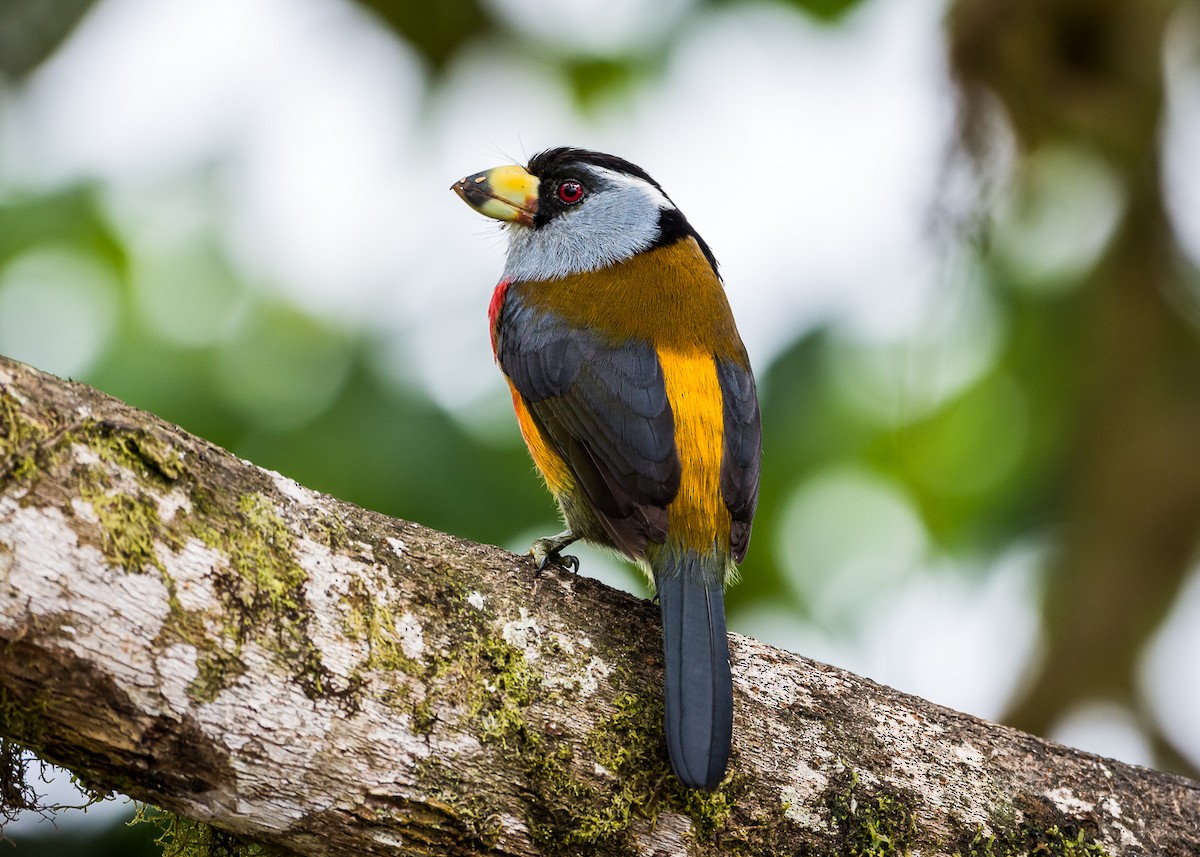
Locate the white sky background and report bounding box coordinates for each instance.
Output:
[3,0,1200,833]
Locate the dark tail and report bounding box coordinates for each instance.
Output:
[655,553,732,790]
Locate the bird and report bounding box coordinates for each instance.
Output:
[451,147,761,791]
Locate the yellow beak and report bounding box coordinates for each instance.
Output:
[451,164,539,226]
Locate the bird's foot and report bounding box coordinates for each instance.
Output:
[530,530,580,575]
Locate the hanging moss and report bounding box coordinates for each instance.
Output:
[131,805,285,857]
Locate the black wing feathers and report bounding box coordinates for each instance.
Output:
[497,296,679,556]
[715,358,761,563]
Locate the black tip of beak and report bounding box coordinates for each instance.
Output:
[451,171,490,206]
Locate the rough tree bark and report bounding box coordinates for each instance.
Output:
[0,353,1196,856]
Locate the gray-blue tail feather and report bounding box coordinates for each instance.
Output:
[656,554,732,790]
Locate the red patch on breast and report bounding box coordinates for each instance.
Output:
[488,279,510,357]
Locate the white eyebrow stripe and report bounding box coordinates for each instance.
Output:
[588,165,673,209]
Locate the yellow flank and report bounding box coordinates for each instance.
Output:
[508,382,574,495]
[657,346,730,553]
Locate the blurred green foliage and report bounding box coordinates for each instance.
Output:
[5,816,160,857]
[775,0,864,24]
[358,0,490,70]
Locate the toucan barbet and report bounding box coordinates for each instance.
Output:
[452,147,762,791]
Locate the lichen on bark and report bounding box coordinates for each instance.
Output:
[0,355,1197,856]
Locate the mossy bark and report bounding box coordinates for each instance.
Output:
[0,353,1196,856]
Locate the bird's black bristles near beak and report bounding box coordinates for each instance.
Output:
[451,164,539,226]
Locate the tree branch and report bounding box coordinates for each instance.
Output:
[0,354,1196,856]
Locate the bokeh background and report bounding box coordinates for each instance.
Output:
[3,0,1200,852]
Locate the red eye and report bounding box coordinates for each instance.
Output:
[556,180,585,205]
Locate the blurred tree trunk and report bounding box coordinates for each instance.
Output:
[948,0,1200,775]
[0,0,97,81]
[1,354,1198,855]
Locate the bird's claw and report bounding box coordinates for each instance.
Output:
[534,550,580,576]
[530,534,580,576]
[556,554,580,574]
